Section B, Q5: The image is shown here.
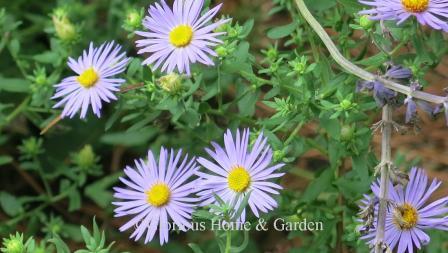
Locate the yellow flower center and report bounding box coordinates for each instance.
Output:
[401,0,429,13]
[393,203,419,230]
[77,68,99,88]
[227,166,251,193]
[169,25,193,48]
[146,183,171,207]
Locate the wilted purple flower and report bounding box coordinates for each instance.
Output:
[385,65,413,79]
[360,167,448,252]
[52,42,129,119]
[404,97,434,123]
[196,129,285,221]
[404,96,417,123]
[135,0,231,75]
[403,82,434,123]
[113,148,198,245]
[359,0,448,32]
[357,65,413,107]
[357,80,397,106]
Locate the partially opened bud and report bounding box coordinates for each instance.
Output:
[52,9,76,41]
[158,73,183,94]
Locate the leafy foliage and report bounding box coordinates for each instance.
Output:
[0,0,447,252]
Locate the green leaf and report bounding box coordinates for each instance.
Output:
[8,39,20,56]
[49,235,71,253]
[240,19,254,38]
[33,51,60,65]
[0,155,12,166]
[68,190,81,212]
[300,168,334,203]
[80,225,92,245]
[0,191,24,216]
[233,191,251,221]
[267,22,296,39]
[356,52,388,67]
[188,243,204,253]
[84,173,121,208]
[0,77,30,92]
[305,0,337,11]
[100,127,158,146]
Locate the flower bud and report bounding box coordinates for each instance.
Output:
[18,138,43,159]
[1,233,24,253]
[288,56,308,76]
[340,99,353,110]
[124,8,143,30]
[75,145,96,170]
[214,19,231,33]
[33,68,48,86]
[273,150,285,162]
[215,46,228,57]
[158,73,183,94]
[340,125,355,141]
[52,11,76,41]
[359,15,374,30]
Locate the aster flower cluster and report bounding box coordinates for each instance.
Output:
[52,0,228,119]
[359,167,448,252]
[113,129,285,245]
[38,0,448,252]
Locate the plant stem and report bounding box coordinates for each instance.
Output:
[294,0,446,105]
[5,189,71,226]
[119,82,145,93]
[224,229,232,253]
[284,121,304,146]
[40,114,62,135]
[217,62,223,109]
[5,96,30,123]
[374,104,392,253]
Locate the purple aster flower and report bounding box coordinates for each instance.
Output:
[360,167,448,252]
[135,0,231,75]
[359,0,448,32]
[113,148,199,245]
[196,129,285,222]
[52,42,129,119]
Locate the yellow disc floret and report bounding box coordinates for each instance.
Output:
[146,183,171,207]
[228,166,251,193]
[77,68,99,88]
[401,0,429,13]
[169,25,193,47]
[393,203,419,230]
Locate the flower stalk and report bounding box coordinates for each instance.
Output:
[375,104,392,253]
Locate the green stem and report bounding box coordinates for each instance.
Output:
[0,32,10,54]
[389,39,407,56]
[35,159,53,197]
[224,230,232,253]
[5,189,71,226]
[217,62,223,110]
[4,96,30,123]
[284,121,304,146]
